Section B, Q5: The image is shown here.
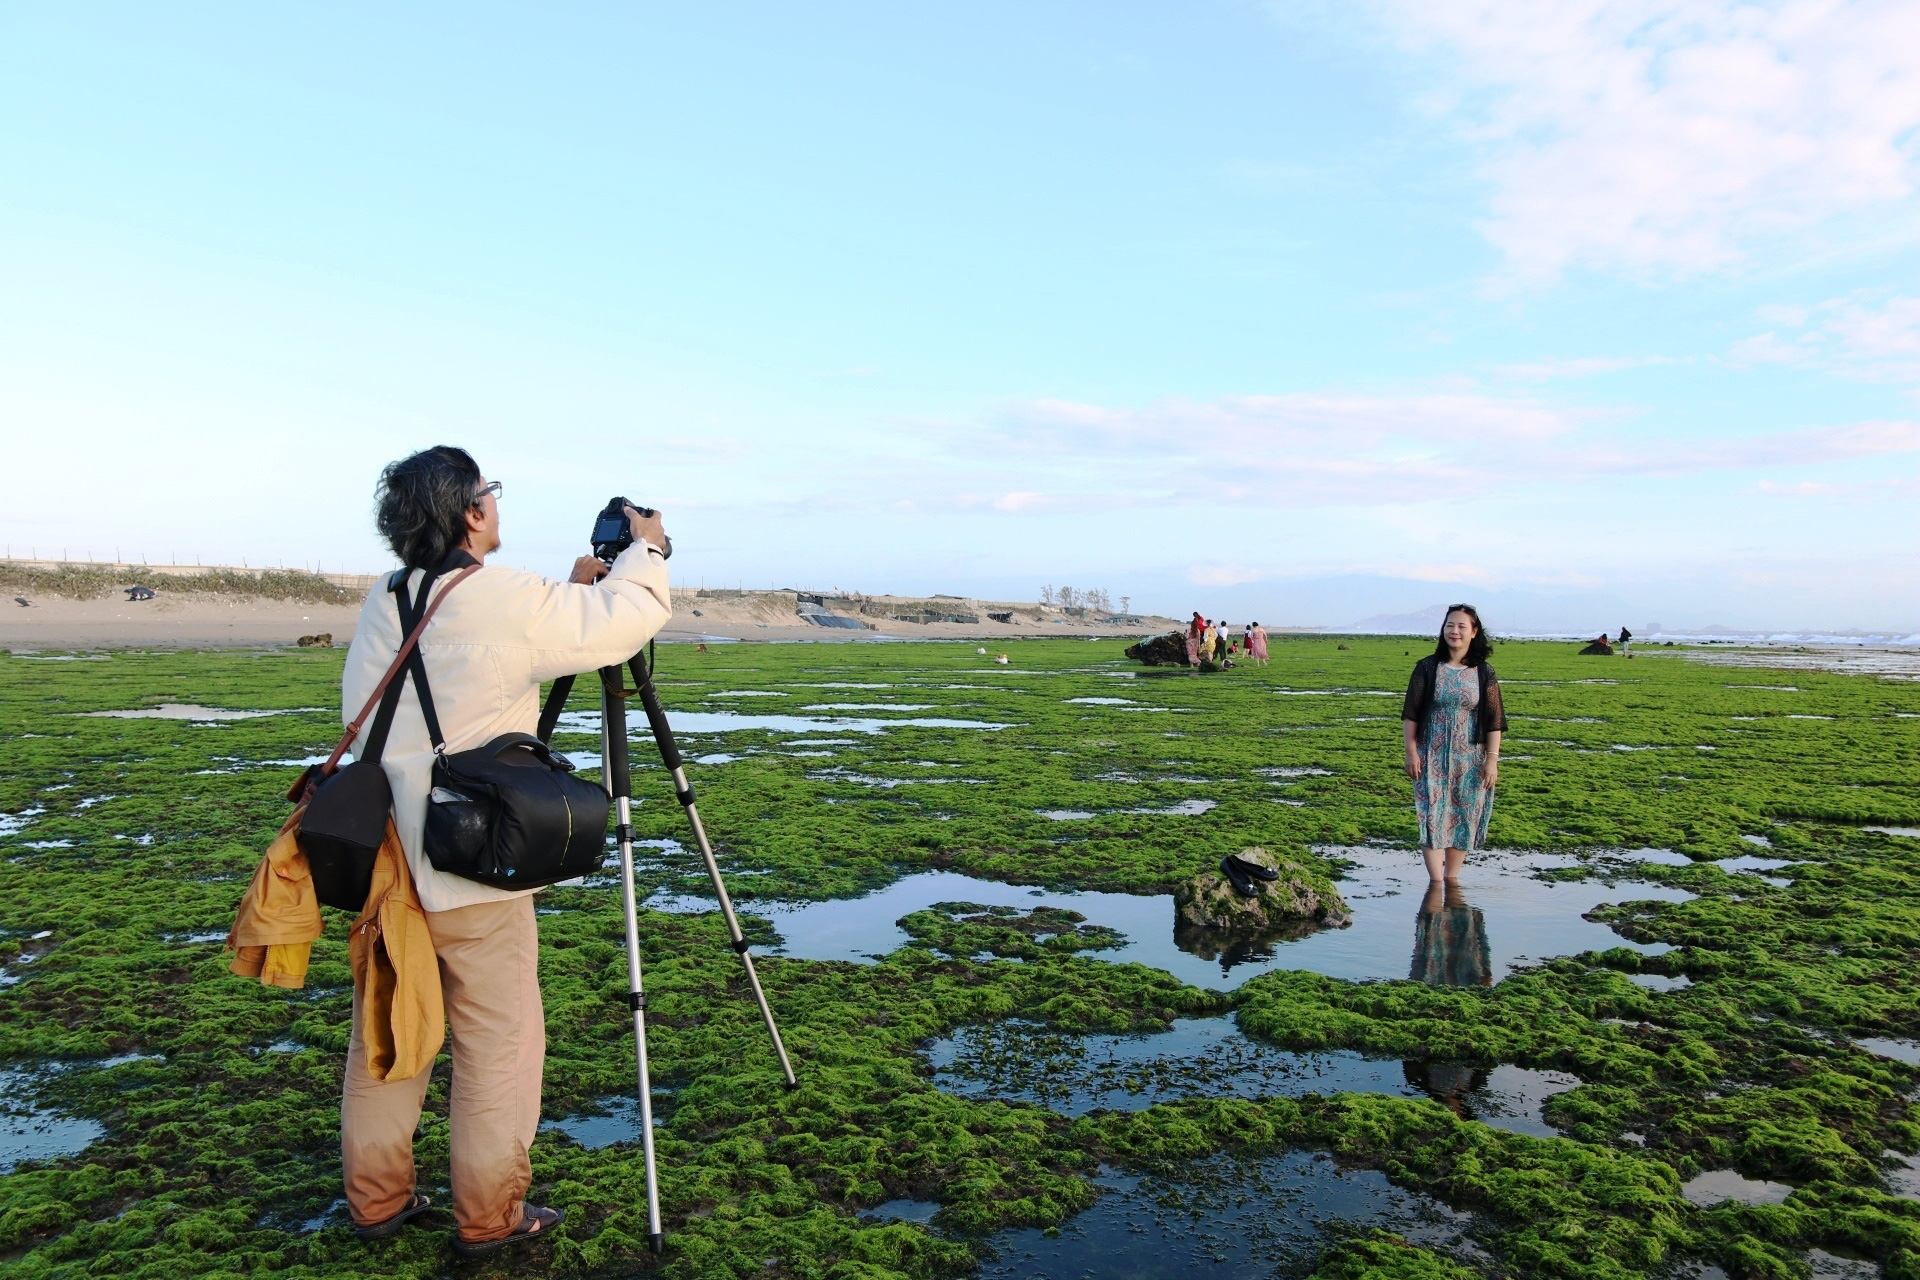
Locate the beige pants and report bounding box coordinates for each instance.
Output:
[341,895,544,1243]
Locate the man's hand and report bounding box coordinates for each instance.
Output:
[570,556,608,585]
[626,505,667,552]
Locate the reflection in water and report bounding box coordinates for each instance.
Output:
[1411,882,1492,988]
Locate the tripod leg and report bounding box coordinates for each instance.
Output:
[600,667,666,1253]
[630,657,799,1088]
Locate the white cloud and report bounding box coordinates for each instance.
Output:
[1735,293,1920,386]
[1384,0,1920,281]
[1495,355,1677,379]
[835,390,1920,515]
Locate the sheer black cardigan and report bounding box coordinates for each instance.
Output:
[1401,655,1507,746]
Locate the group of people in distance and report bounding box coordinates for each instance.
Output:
[1184,612,1269,667]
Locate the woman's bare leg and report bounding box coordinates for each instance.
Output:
[1444,846,1467,879]
[1422,847,1448,882]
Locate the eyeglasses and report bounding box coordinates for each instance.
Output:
[473,480,503,505]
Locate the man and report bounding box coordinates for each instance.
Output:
[338,446,671,1255]
[1618,626,1633,658]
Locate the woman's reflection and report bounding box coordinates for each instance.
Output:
[1410,880,1491,988]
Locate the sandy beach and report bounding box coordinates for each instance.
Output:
[0,591,1179,651]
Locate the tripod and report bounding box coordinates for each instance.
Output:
[542,648,797,1254]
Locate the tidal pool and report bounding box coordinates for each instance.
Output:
[648,846,1691,990]
[553,708,1013,738]
[975,1152,1480,1280]
[1681,1168,1794,1206]
[923,1016,1579,1136]
[540,1092,664,1148]
[1,1070,106,1173]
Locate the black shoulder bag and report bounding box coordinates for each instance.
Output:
[397,577,610,890]
[293,560,481,910]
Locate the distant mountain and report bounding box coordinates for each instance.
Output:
[1346,604,1451,635]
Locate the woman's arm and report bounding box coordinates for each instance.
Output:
[1403,719,1422,779]
[1485,729,1501,787]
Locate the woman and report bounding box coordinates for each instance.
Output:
[1248,622,1268,666]
[1400,604,1505,883]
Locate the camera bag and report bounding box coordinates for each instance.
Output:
[290,561,479,910]
[394,580,609,890]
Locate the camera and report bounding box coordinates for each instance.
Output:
[591,496,672,562]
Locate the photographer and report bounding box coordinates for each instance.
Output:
[337,446,669,1255]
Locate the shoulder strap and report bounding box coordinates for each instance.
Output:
[394,573,449,752]
[324,563,479,772]
[536,675,576,744]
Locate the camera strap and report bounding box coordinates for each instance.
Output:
[319,561,478,777]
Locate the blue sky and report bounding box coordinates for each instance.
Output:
[2,2,1915,631]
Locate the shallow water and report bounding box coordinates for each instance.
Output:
[553,708,1013,738]
[540,1093,662,1148]
[80,704,298,720]
[0,1070,106,1173]
[975,1151,1479,1280]
[1855,1037,1920,1066]
[923,1016,1578,1136]
[1681,1168,1794,1206]
[649,847,1689,991]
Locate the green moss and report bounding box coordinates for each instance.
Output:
[2,637,1917,1277]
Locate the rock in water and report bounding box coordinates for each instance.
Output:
[1173,847,1351,934]
[1126,631,1190,666]
[296,633,333,648]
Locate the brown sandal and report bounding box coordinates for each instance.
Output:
[353,1192,433,1240]
[451,1204,565,1257]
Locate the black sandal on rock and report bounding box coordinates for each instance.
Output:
[1226,854,1280,883]
[1219,856,1260,898]
[354,1193,433,1241]
[452,1205,565,1257]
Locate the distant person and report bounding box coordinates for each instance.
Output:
[1618,626,1633,658]
[1212,621,1228,663]
[1578,633,1612,656]
[1201,618,1219,666]
[1400,604,1506,884]
[1248,622,1269,666]
[338,446,671,1255]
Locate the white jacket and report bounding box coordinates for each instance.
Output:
[341,545,671,913]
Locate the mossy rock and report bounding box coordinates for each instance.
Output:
[1172,846,1352,933]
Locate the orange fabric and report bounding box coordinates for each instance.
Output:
[227,809,444,1083]
[227,808,323,989]
[346,821,446,1082]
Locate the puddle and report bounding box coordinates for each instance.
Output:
[80,704,298,721]
[1065,697,1134,706]
[1855,1037,1920,1066]
[1808,1248,1882,1280]
[1256,767,1333,778]
[300,1198,348,1233]
[802,703,939,712]
[192,753,329,774]
[650,848,1688,991]
[1037,799,1218,821]
[1740,834,1774,848]
[809,767,976,789]
[976,1152,1480,1280]
[705,690,789,698]
[1883,1149,1920,1199]
[1682,1169,1794,1206]
[1627,973,1693,991]
[0,807,46,837]
[693,753,742,765]
[925,1017,1577,1136]
[1863,826,1920,839]
[554,709,1012,737]
[0,1069,107,1172]
[860,1198,941,1224]
[540,1092,664,1148]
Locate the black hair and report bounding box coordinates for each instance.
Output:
[374,446,484,571]
[1431,603,1493,666]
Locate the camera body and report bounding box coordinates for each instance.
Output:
[591,496,672,562]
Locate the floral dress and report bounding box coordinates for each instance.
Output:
[1415,663,1494,850]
